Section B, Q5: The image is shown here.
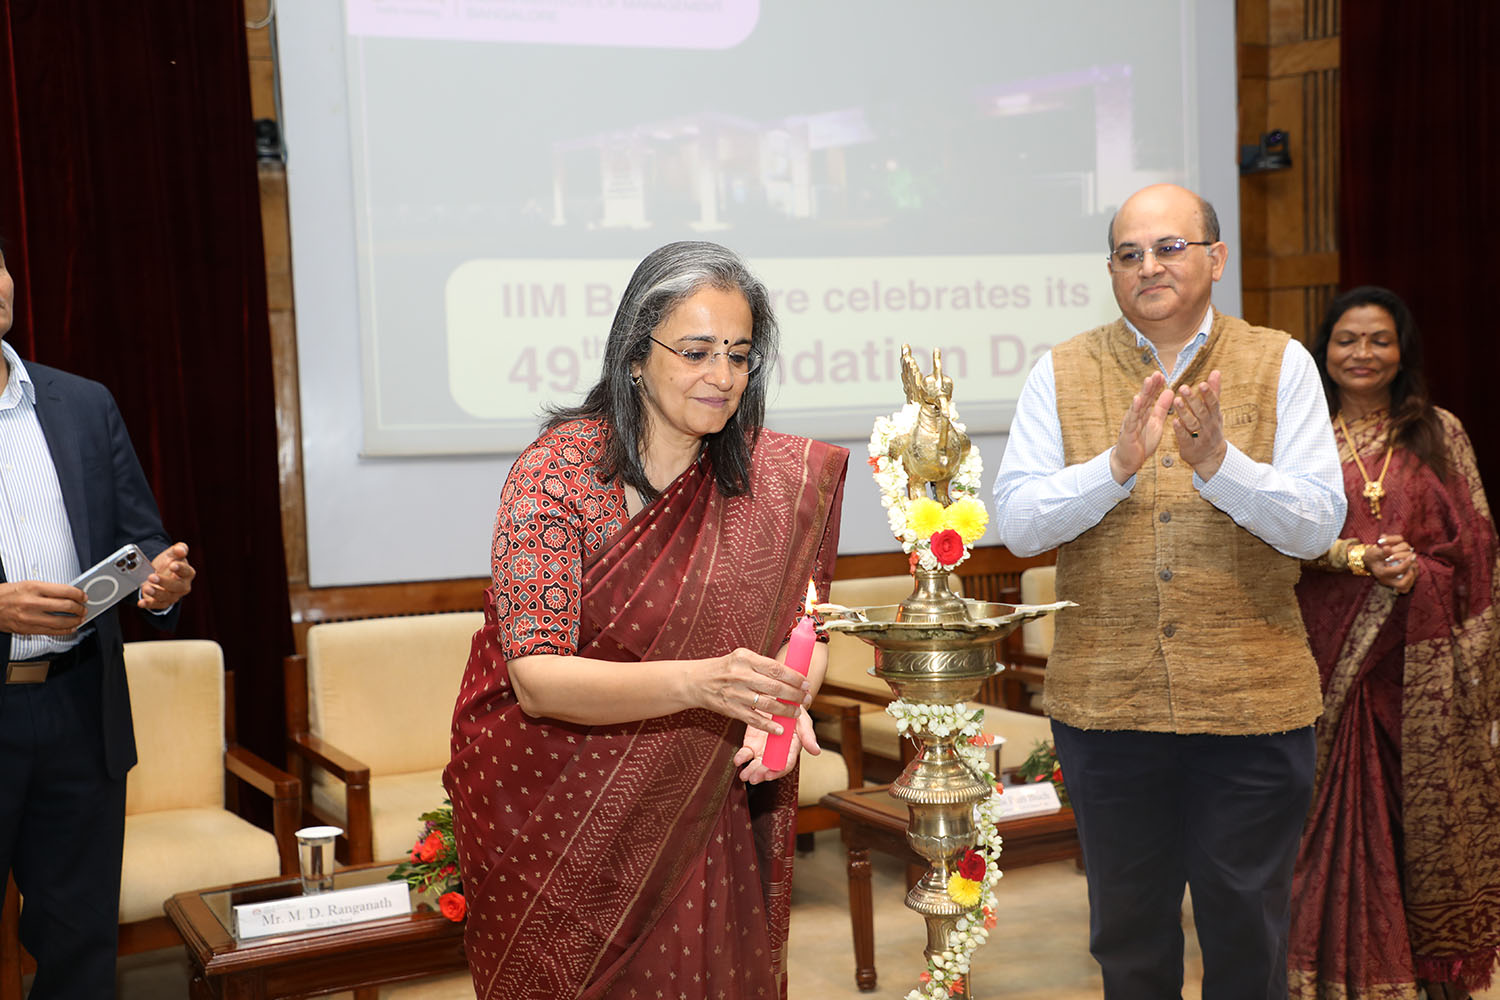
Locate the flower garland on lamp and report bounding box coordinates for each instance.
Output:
[888,700,1005,999]
[388,800,467,922]
[868,403,988,572]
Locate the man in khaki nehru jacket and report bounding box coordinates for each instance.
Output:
[992,184,1346,1000]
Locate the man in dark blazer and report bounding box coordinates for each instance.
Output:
[0,246,195,997]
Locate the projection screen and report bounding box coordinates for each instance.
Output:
[278,0,1241,585]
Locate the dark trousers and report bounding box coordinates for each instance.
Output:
[1051,721,1315,1000]
[0,647,127,1000]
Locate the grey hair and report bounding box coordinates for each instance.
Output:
[1107,192,1222,250]
[545,240,778,500]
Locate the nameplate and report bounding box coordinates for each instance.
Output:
[232,882,411,940]
[992,780,1062,821]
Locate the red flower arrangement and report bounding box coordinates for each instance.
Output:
[956,848,986,882]
[1015,740,1069,806]
[929,528,965,565]
[388,800,466,921]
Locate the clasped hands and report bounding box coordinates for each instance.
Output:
[0,542,195,635]
[1358,534,1418,594]
[1110,370,1228,485]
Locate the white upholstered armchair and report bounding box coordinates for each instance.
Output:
[283,612,482,864]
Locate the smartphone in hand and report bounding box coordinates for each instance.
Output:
[68,544,154,625]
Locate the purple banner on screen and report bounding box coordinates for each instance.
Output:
[345,0,760,50]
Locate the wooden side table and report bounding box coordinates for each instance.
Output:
[165,864,466,999]
[821,783,1080,993]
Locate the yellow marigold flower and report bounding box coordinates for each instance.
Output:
[908,498,946,537]
[943,496,990,545]
[946,875,982,908]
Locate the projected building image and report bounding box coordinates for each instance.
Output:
[543,65,1164,254]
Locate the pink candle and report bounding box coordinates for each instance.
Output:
[762,583,818,772]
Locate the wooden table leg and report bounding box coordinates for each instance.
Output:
[1,877,22,1000]
[841,823,877,992]
[188,970,217,1000]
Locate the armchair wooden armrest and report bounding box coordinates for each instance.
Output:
[224,747,302,876]
[1000,648,1049,670]
[1001,664,1047,686]
[986,585,1049,713]
[809,693,866,789]
[815,681,892,708]
[985,661,1047,715]
[284,651,376,860]
[226,745,300,800]
[284,733,374,864]
[286,731,372,783]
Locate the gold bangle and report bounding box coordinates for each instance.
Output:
[1347,543,1370,576]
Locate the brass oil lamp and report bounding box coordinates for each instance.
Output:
[819,346,1070,992]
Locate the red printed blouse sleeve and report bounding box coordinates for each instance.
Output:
[489,440,585,659]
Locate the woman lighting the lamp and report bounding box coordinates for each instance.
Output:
[445,241,848,999]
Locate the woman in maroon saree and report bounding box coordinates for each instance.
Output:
[445,242,848,999]
[1291,286,1500,1000]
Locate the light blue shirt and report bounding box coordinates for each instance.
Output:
[992,308,1346,559]
[0,341,85,657]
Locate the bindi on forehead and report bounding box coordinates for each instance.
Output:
[679,332,751,345]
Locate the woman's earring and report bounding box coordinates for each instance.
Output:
[630,373,642,386]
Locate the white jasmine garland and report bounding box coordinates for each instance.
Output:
[889,699,1005,999]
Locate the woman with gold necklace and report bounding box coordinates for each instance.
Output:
[1288,286,1500,1000]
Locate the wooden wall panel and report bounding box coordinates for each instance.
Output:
[245,12,308,600]
[1237,0,1340,343]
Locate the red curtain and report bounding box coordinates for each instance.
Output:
[1341,3,1500,495]
[0,0,292,763]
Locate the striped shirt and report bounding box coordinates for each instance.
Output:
[992,307,1346,559]
[0,341,85,658]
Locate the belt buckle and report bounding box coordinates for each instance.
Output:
[5,661,51,684]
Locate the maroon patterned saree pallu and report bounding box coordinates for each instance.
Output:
[1290,410,1500,998]
[449,431,846,1000]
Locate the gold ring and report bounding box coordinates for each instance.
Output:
[752,693,760,711]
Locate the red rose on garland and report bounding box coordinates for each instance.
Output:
[438,891,467,922]
[929,529,964,565]
[956,848,985,882]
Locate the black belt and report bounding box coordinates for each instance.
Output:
[5,634,97,685]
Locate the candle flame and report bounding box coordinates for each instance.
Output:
[804,579,818,614]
